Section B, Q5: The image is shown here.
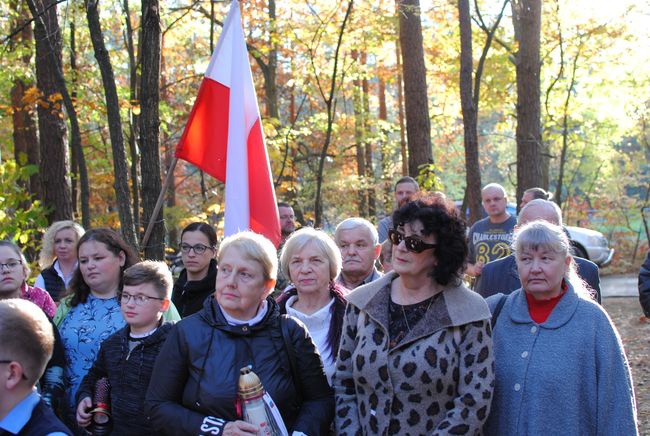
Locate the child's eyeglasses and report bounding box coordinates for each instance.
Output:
[119,292,165,306]
[388,229,436,253]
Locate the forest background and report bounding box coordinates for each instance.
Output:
[1,0,648,274]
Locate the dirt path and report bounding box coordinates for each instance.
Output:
[603,297,650,434]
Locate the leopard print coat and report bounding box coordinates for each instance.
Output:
[334,272,494,435]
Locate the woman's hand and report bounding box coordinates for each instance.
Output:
[76,396,93,427]
[223,420,259,435]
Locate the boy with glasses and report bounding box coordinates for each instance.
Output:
[0,299,71,435]
[75,261,174,435]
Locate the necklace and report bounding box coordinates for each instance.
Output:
[401,296,434,332]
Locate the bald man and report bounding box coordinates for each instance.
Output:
[466,183,517,277]
[474,199,601,303]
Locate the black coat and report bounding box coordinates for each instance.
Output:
[145,296,334,436]
[639,250,650,317]
[76,322,174,435]
[171,259,217,318]
[474,253,602,303]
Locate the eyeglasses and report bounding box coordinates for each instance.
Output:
[0,360,28,380]
[0,260,22,272]
[180,243,214,255]
[388,229,436,253]
[119,292,165,306]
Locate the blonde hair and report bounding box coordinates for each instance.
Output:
[280,227,342,281]
[512,220,593,299]
[38,221,85,268]
[123,261,173,299]
[217,232,278,282]
[0,299,54,384]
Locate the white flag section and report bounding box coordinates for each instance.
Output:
[175,0,281,246]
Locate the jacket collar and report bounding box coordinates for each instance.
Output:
[508,282,580,328]
[346,271,491,339]
[119,321,174,346]
[199,294,280,335]
[179,259,217,294]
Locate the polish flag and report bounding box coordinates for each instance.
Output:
[175,0,281,247]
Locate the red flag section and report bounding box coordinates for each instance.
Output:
[174,0,280,247]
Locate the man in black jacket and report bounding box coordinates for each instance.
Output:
[639,250,650,317]
[475,199,602,303]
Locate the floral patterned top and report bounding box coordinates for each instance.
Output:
[58,294,125,421]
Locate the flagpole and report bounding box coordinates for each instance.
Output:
[141,157,178,251]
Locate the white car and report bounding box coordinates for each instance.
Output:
[566,226,614,267]
[456,201,614,267]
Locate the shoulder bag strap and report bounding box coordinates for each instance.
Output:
[280,315,303,399]
[491,294,507,329]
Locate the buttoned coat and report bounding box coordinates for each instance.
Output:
[485,285,638,435]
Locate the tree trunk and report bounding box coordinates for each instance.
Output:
[395,40,408,176]
[362,52,376,217]
[265,0,279,120]
[512,0,544,204]
[86,0,137,247]
[352,51,367,216]
[10,0,40,200]
[313,0,354,227]
[123,0,141,233]
[555,46,581,209]
[377,66,392,212]
[160,34,178,249]
[458,0,482,225]
[140,0,164,259]
[27,0,74,223]
[69,17,78,215]
[397,0,432,177]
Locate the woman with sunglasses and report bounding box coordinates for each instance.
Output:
[334,195,494,435]
[171,222,218,318]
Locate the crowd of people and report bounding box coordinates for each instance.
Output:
[0,180,642,435]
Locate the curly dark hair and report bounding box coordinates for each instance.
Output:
[66,228,139,307]
[392,194,467,286]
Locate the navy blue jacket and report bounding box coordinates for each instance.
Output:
[639,250,650,317]
[474,254,601,303]
[145,296,333,436]
[77,322,173,435]
[15,397,72,435]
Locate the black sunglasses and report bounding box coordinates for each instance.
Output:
[388,229,436,253]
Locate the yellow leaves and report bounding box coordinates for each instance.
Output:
[0,210,5,220]
[22,86,41,105]
[206,203,221,214]
[122,99,141,115]
[19,233,29,245]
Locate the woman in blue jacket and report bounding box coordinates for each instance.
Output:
[486,221,638,435]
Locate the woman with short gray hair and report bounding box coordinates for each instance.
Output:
[277,227,347,383]
[146,231,334,435]
[485,220,637,435]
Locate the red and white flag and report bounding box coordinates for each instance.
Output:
[175,0,281,247]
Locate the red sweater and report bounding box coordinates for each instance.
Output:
[525,281,568,324]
